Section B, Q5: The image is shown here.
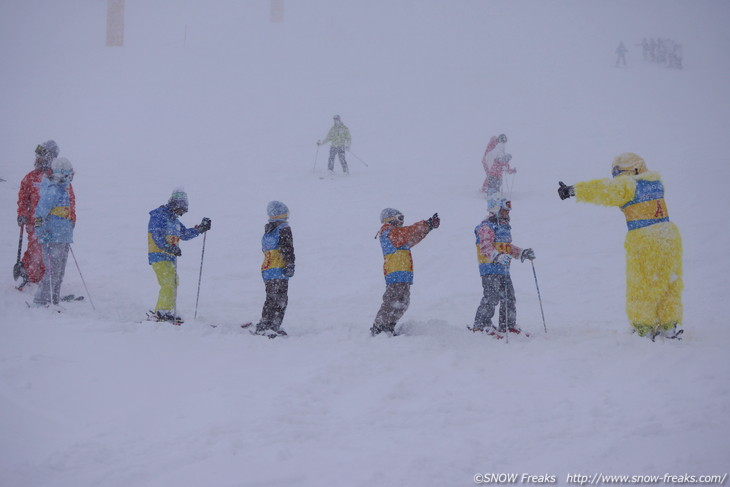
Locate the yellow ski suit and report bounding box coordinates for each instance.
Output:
[574,171,683,335]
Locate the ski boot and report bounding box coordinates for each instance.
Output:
[148,310,183,325]
[650,324,683,342]
[370,322,396,337]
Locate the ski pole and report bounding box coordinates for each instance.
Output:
[347,149,369,167]
[13,225,25,281]
[69,246,96,310]
[530,260,547,333]
[312,143,320,171]
[173,259,178,322]
[194,232,207,320]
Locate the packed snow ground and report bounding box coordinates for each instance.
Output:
[1,1,729,486]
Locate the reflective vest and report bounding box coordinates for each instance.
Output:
[380,227,415,284]
[475,219,513,276]
[261,223,289,280]
[621,179,669,231]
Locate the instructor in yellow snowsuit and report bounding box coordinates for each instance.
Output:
[557,153,683,339]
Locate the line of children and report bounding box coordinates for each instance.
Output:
[16,138,681,341]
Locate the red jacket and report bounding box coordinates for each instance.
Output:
[18,169,76,223]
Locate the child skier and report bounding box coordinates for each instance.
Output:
[558,152,683,340]
[147,189,211,323]
[32,157,76,307]
[471,196,535,337]
[254,201,295,337]
[371,208,440,336]
[317,114,352,175]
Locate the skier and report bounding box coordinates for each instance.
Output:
[147,189,211,323]
[471,196,535,336]
[485,153,517,199]
[254,201,295,337]
[32,158,76,307]
[370,208,440,336]
[17,140,74,288]
[558,153,683,340]
[317,115,351,175]
[481,134,508,194]
[615,42,628,67]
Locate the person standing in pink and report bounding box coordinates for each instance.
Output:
[481,134,516,197]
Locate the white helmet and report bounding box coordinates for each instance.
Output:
[487,194,511,215]
[51,157,74,183]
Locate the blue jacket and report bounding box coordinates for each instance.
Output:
[147,205,200,264]
[261,221,295,280]
[35,178,74,244]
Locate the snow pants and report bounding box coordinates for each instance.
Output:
[34,242,69,306]
[373,282,411,332]
[328,146,349,173]
[474,274,516,331]
[152,261,178,312]
[624,221,683,335]
[482,174,503,198]
[259,279,289,331]
[22,225,46,284]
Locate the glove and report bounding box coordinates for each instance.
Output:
[426,213,440,230]
[317,140,322,146]
[495,253,511,265]
[17,215,28,227]
[283,265,295,278]
[498,134,508,144]
[509,168,517,174]
[520,248,535,262]
[167,244,182,257]
[558,181,575,200]
[196,217,212,233]
[34,217,43,228]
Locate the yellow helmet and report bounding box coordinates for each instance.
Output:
[611,152,647,177]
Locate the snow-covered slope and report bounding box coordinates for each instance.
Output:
[1,1,729,486]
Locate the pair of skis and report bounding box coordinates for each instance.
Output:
[467,325,532,340]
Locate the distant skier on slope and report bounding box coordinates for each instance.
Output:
[481,134,515,197]
[471,195,534,337]
[32,157,76,307]
[17,140,75,288]
[253,201,295,338]
[615,41,628,67]
[558,153,683,340]
[371,208,440,336]
[317,115,351,175]
[147,189,211,324]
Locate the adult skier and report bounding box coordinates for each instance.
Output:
[17,140,74,288]
[558,153,683,340]
[147,189,211,323]
[615,42,628,67]
[485,153,517,199]
[32,158,76,307]
[317,114,351,175]
[471,196,534,336]
[481,134,513,195]
[371,208,440,336]
[254,201,295,337]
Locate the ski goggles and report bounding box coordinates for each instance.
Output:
[35,145,48,156]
